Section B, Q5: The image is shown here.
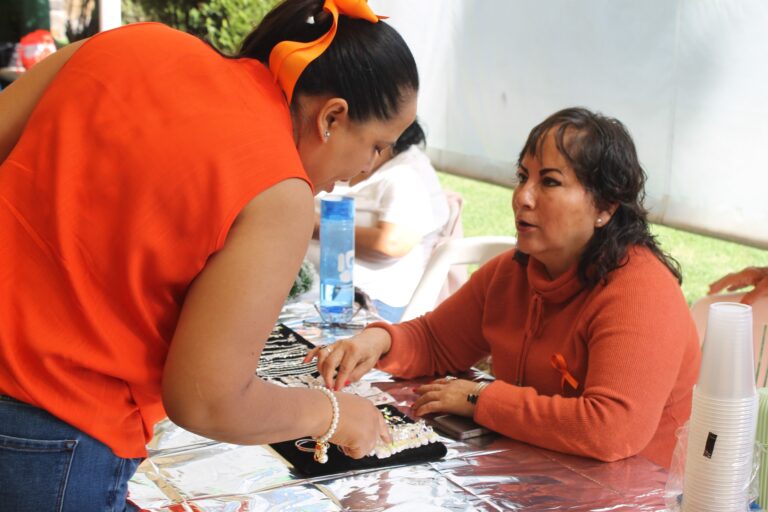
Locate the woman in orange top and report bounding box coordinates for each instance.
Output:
[311,108,701,468]
[0,0,418,509]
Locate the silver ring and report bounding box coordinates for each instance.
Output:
[444,376,457,381]
[323,346,333,354]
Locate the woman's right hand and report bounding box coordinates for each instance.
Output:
[329,392,390,458]
[304,327,392,391]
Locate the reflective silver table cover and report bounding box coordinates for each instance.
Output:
[127,302,670,511]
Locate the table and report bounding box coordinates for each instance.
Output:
[127,302,671,511]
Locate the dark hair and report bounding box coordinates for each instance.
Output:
[516,107,682,287]
[391,119,426,155]
[238,0,419,122]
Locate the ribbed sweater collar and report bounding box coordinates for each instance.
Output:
[526,257,584,305]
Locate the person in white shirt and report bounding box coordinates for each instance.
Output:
[308,121,449,322]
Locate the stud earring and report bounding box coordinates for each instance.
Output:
[324,130,331,139]
[596,218,603,225]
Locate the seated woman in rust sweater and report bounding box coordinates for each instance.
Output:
[308,107,701,468]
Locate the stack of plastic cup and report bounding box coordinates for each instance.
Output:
[682,302,757,511]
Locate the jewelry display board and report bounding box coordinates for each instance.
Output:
[258,323,397,404]
[256,323,319,381]
[270,404,447,477]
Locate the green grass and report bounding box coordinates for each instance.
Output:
[437,171,768,304]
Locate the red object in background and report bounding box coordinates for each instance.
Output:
[19,29,57,70]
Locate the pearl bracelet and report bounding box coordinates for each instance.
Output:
[311,386,339,463]
[370,420,440,458]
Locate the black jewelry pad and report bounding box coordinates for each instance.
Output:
[256,324,319,381]
[270,404,448,477]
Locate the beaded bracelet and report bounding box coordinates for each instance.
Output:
[369,420,440,458]
[466,381,490,405]
[310,386,339,463]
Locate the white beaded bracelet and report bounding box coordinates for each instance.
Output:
[311,386,339,463]
[370,420,440,458]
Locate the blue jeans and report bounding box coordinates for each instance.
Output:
[0,395,141,512]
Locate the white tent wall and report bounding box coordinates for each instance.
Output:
[99,0,121,31]
[372,0,768,248]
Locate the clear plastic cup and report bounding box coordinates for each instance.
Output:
[684,482,751,502]
[687,413,757,431]
[683,472,752,511]
[693,393,758,409]
[685,458,755,476]
[689,407,756,420]
[686,456,755,471]
[697,303,755,399]
[691,399,757,412]
[686,429,757,456]
[684,484,751,501]
[684,418,756,508]
[683,487,750,507]
[692,411,758,423]
[683,493,750,512]
[695,388,757,403]
[686,464,753,477]
[686,418,757,433]
[684,304,757,512]
[697,405,759,416]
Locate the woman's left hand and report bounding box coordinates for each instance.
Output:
[412,377,477,417]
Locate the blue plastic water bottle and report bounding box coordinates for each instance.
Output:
[319,196,355,323]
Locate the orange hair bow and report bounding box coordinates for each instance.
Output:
[269,0,384,104]
[550,353,579,392]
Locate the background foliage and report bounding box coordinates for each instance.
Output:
[122,0,280,54]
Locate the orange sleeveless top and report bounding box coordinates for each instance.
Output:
[0,23,310,458]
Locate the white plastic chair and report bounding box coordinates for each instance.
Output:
[400,235,517,321]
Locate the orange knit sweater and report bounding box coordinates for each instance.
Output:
[376,247,700,467]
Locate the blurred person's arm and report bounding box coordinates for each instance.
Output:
[0,39,87,163]
[312,209,422,260]
[709,266,768,304]
[355,221,421,260]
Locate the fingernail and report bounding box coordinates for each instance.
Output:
[344,380,351,386]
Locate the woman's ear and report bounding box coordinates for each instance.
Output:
[595,203,619,227]
[316,97,349,142]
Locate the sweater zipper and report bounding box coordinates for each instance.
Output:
[516,333,532,386]
[517,293,543,386]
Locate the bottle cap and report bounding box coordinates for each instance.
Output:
[321,195,354,220]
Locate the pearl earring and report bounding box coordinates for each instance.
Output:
[596,218,603,225]
[324,130,330,139]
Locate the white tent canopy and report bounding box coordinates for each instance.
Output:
[373,0,768,248]
[99,0,121,32]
